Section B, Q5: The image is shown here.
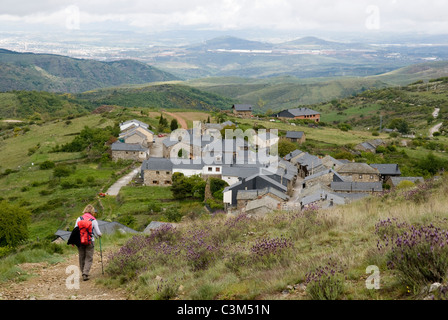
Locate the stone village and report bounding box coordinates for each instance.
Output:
[109,106,424,217]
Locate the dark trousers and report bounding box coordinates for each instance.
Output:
[78,242,95,276]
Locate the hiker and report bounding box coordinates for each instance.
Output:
[74,204,102,281]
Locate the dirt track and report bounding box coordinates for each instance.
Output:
[0,248,128,300]
[163,111,188,129]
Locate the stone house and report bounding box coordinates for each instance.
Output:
[236,187,289,210]
[244,195,283,216]
[223,173,288,209]
[272,107,320,123]
[119,130,147,146]
[370,164,401,182]
[336,162,381,182]
[330,181,383,193]
[285,131,306,144]
[283,149,304,162]
[295,152,325,178]
[141,157,173,186]
[302,168,345,189]
[111,142,149,162]
[354,139,385,153]
[232,104,253,117]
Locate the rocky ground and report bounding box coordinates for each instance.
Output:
[0,249,128,300]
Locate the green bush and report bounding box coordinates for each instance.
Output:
[0,201,31,247]
[39,160,55,170]
[396,180,415,190]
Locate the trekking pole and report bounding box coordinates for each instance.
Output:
[99,237,104,275]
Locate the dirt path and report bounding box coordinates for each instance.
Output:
[163,111,188,129]
[106,168,139,196]
[0,249,128,300]
[429,122,443,138]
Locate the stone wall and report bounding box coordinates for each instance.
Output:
[143,169,172,186]
[112,150,147,162]
[340,173,380,182]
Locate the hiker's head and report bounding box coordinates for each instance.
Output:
[83,204,96,215]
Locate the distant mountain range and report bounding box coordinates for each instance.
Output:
[147,35,448,80]
[0,49,178,93]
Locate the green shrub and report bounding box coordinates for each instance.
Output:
[0,201,31,247]
[396,180,415,190]
[39,161,56,170]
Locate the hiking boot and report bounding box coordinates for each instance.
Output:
[82,274,90,281]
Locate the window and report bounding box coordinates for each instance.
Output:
[216,167,221,172]
[208,167,213,172]
[156,171,160,175]
[166,171,170,175]
[165,180,171,185]
[153,180,159,185]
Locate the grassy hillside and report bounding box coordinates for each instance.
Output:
[75,83,235,111]
[99,176,448,300]
[310,77,448,134]
[187,76,388,113]
[372,61,448,86]
[0,49,178,93]
[0,91,93,120]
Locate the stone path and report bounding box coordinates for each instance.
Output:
[106,168,139,196]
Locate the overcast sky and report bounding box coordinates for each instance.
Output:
[0,0,447,35]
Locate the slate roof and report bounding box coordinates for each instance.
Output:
[111,142,148,152]
[237,187,290,201]
[221,120,236,127]
[223,172,288,194]
[288,108,320,117]
[330,181,383,192]
[232,104,253,112]
[274,108,320,118]
[284,149,303,161]
[370,164,401,176]
[120,130,147,141]
[286,131,304,139]
[304,168,344,182]
[120,119,149,128]
[389,177,424,186]
[54,220,138,241]
[143,221,176,234]
[141,157,173,171]
[245,196,279,212]
[337,162,379,175]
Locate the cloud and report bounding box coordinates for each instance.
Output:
[0,0,447,34]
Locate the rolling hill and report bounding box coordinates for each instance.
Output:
[187,76,388,113]
[0,49,178,93]
[75,83,235,111]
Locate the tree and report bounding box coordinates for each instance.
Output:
[0,201,31,247]
[158,114,169,132]
[417,152,447,175]
[171,173,206,200]
[388,118,410,134]
[170,119,179,131]
[277,139,298,157]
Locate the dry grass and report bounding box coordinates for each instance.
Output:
[104,176,448,300]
